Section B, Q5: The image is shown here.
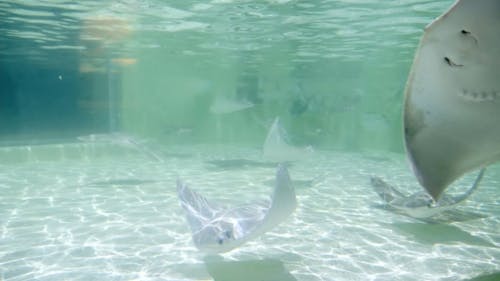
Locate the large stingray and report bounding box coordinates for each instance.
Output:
[370,168,484,219]
[177,164,296,254]
[403,0,500,200]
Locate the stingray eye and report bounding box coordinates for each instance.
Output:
[224,230,232,239]
[459,29,478,45]
[217,238,224,245]
[443,56,464,67]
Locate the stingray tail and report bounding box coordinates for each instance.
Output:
[453,168,486,203]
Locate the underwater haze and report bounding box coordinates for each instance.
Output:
[0,0,455,149]
[0,1,499,281]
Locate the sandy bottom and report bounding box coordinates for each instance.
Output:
[1,141,499,281]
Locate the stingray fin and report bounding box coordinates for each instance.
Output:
[177,178,222,232]
[261,164,297,229]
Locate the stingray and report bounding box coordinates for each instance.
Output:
[177,164,296,254]
[209,96,254,114]
[403,0,500,200]
[262,117,313,163]
[370,168,485,219]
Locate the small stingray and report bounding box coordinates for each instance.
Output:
[177,164,296,254]
[262,117,313,163]
[403,0,500,200]
[209,96,254,114]
[370,168,484,219]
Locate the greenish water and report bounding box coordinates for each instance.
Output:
[0,1,499,281]
[0,0,456,150]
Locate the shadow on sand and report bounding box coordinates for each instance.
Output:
[203,256,297,281]
[391,222,496,247]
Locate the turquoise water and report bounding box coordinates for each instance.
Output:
[0,0,457,149]
[1,1,499,280]
[0,139,499,280]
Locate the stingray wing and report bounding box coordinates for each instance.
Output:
[255,164,297,234]
[404,0,500,200]
[177,179,224,233]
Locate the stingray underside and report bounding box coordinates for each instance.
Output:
[403,0,500,199]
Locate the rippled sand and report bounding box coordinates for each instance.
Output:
[0,143,499,281]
